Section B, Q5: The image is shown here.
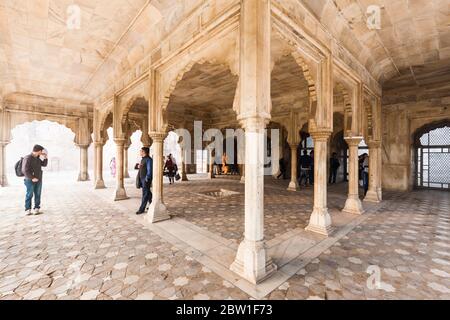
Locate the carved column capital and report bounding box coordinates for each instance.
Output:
[113,138,127,146]
[149,132,167,143]
[310,130,332,142]
[344,136,364,147]
[239,116,270,132]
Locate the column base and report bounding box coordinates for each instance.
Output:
[146,200,171,223]
[287,180,299,192]
[305,207,333,236]
[181,174,189,182]
[94,179,106,190]
[208,173,215,179]
[240,176,245,184]
[364,189,381,203]
[230,239,277,284]
[114,188,129,201]
[377,188,383,202]
[78,173,90,182]
[343,195,365,214]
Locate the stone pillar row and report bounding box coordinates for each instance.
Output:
[287,143,299,191]
[365,140,382,203]
[94,141,106,189]
[77,144,90,182]
[0,141,9,187]
[231,117,277,284]
[146,132,170,223]
[114,138,128,201]
[305,131,333,236]
[343,136,364,214]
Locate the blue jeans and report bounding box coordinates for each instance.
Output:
[363,172,369,196]
[139,179,152,213]
[24,179,42,211]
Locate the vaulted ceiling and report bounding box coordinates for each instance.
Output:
[303,0,449,85]
[0,0,448,105]
[0,0,158,102]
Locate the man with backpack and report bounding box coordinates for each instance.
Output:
[20,145,48,216]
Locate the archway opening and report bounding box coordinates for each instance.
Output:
[6,120,90,186]
[414,123,450,190]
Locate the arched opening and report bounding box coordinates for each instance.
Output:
[414,121,450,190]
[6,120,88,186]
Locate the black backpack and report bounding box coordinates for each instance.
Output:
[15,158,25,177]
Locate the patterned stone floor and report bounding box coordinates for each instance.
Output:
[0,176,449,300]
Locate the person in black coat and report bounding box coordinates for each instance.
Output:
[329,152,341,184]
[136,147,153,215]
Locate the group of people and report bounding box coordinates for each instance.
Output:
[18,143,370,217]
[277,150,370,195]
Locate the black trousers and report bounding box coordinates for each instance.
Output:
[329,169,338,184]
[139,180,153,213]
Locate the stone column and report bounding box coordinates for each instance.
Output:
[114,138,128,201]
[147,132,170,223]
[231,117,276,284]
[271,130,281,178]
[94,142,106,189]
[240,164,245,183]
[208,148,215,179]
[287,144,299,191]
[124,141,130,179]
[343,136,364,214]
[77,144,90,182]
[180,146,188,181]
[365,140,382,203]
[0,141,9,187]
[305,131,333,236]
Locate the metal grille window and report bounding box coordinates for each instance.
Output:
[416,126,450,190]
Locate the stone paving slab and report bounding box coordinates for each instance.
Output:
[0,178,449,300]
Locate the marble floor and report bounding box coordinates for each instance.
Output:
[0,175,449,300]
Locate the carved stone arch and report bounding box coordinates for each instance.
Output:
[271,28,318,104]
[413,118,450,148]
[121,94,148,125]
[10,115,78,138]
[160,57,239,128]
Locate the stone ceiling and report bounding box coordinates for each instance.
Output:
[0,0,448,107]
[303,0,449,84]
[0,0,149,101]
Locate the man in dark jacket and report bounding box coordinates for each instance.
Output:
[329,152,341,184]
[22,145,48,216]
[136,147,153,215]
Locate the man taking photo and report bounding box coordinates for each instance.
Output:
[22,145,48,216]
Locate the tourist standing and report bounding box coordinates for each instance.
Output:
[329,152,341,184]
[22,145,48,216]
[136,147,153,215]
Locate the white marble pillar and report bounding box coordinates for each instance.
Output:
[364,140,382,203]
[231,117,276,284]
[208,148,215,179]
[180,147,188,181]
[287,144,299,191]
[94,142,106,189]
[271,130,281,179]
[77,144,90,182]
[305,131,333,236]
[0,142,9,187]
[147,133,170,223]
[343,136,364,214]
[124,143,130,179]
[114,139,128,201]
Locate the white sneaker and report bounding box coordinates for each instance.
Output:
[33,208,43,215]
[25,210,33,216]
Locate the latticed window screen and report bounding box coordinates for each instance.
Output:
[417,126,450,190]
